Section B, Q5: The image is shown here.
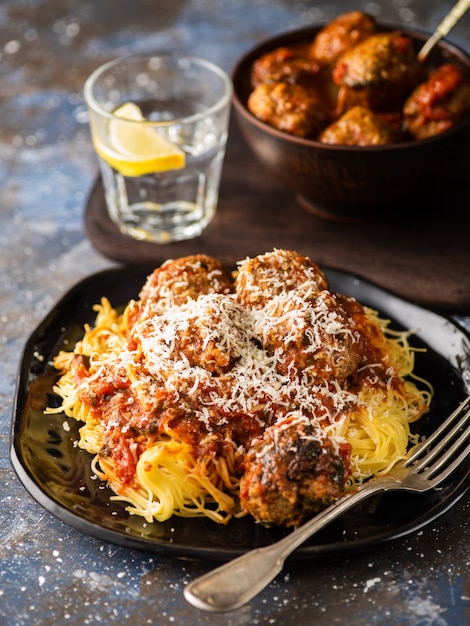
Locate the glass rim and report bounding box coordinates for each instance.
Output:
[83,52,233,125]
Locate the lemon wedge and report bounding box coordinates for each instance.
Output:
[94,102,186,177]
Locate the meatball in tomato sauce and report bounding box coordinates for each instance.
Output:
[332,31,423,113]
[404,63,470,139]
[240,415,350,527]
[319,105,396,145]
[248,81,328,138]
[139,254,234,313]
[235,249,328,309]
[251,46,320,88]
[260,289,362,383]
[310,10,376,66]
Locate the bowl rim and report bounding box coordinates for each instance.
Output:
[231,22,470,153]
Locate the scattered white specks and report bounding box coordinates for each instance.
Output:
[364,577,381,593]
[4,40,21,54]
[62,420,71,432]
[406,597,447,625]
[24,28,38,42]
[38,575,46,587]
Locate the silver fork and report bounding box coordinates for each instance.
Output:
[184,395,470,612]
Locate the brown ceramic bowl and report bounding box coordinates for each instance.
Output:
[231,25,470,221]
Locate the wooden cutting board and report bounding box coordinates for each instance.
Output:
[85,119,470,313]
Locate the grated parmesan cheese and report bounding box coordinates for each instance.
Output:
[109,288,363,453]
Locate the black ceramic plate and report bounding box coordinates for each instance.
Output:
[10,267,470,561]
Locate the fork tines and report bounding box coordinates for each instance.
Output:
[406,395,470,481]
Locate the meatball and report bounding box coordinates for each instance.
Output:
[235,249,328,309]
[240,415,349,527]
[319,105,395,145]
[171,294,248,375]
[139,254,234,313]
[404,63,470,139]
[250,45,320,88]
[335,293,404,393]
[332,31,423,113]
[310,11,376,66]
[247,81,328,138]
[260,290,362,382]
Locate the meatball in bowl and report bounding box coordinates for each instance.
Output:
[231,12,470,221]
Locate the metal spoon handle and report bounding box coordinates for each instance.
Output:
[418,0,470,62]
[184,480,388,612]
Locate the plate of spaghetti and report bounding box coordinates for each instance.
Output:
[11,250,470,559]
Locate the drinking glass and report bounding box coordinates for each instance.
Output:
[84,53,232,243]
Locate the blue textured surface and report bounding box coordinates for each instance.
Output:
[1,1,469,624]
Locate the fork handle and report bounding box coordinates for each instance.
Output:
[184,479,393,612]
[417,0,470,61]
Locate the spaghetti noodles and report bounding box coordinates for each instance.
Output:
[46,250,432,527]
